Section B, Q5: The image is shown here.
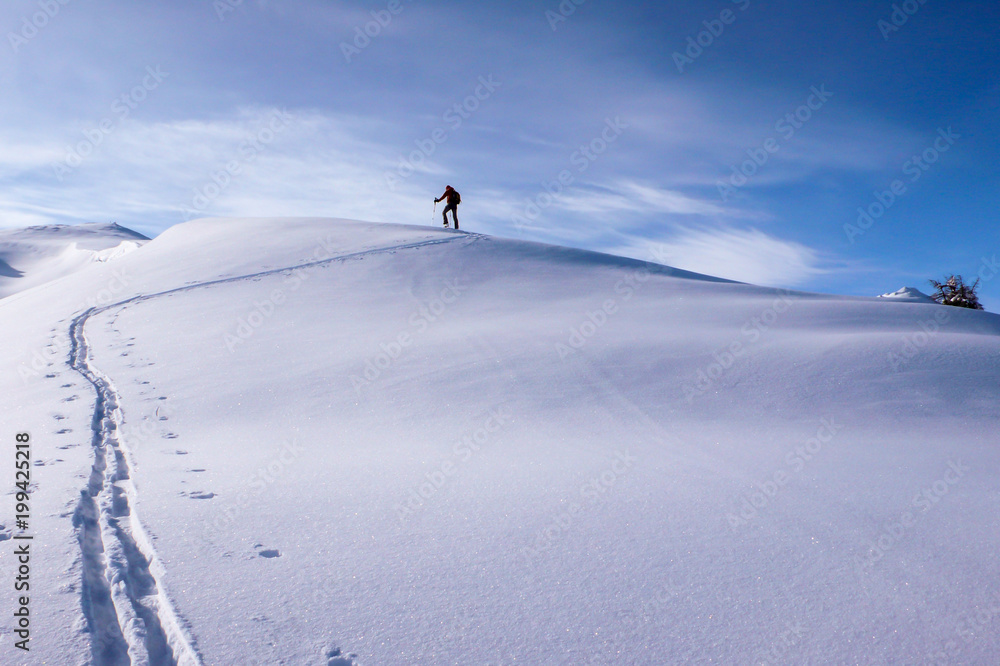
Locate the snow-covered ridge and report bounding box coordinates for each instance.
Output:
[0,221,148,299]
[89,239,145,263]
[2,217,999,664]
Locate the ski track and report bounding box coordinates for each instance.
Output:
[66,233,477,665]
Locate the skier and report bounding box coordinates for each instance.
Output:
[435,186,460,229]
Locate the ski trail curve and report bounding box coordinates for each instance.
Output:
[71,310,201,666]
[67,232,476,664]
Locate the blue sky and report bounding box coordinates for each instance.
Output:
[2,0,997,307]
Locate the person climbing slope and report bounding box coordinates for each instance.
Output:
[435,185,461,229]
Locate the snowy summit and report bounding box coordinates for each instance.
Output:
[877,286,936,303]
[2,217,999,665]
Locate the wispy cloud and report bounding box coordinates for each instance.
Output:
[557,181,728,217]
[0,208,54,230]
[625,83,926,192]
[610,226,827,288]
[0,107,426,233]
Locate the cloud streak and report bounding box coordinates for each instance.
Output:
[611,226,826,288]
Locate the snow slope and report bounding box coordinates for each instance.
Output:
[0,222,148,299]
[2,217,999,665]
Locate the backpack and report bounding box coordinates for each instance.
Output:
[453,190,461,205]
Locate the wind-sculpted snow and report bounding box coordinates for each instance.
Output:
[2,217,999,664]
[0,222,149,299]
[59,229,476,664]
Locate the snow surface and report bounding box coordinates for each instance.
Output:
[0,222,148,300]
[2,217,1000,665]
[878,286,936,303]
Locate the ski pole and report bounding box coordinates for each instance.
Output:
[432,200,436,222]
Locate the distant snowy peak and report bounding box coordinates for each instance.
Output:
[0,221,149,299]
[0,221,149,249]
[0,221,149,245]
[878,286,936,303]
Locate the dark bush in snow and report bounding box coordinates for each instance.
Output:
[928,275,984,310]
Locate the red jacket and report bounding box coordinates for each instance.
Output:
[436,188,460,205]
